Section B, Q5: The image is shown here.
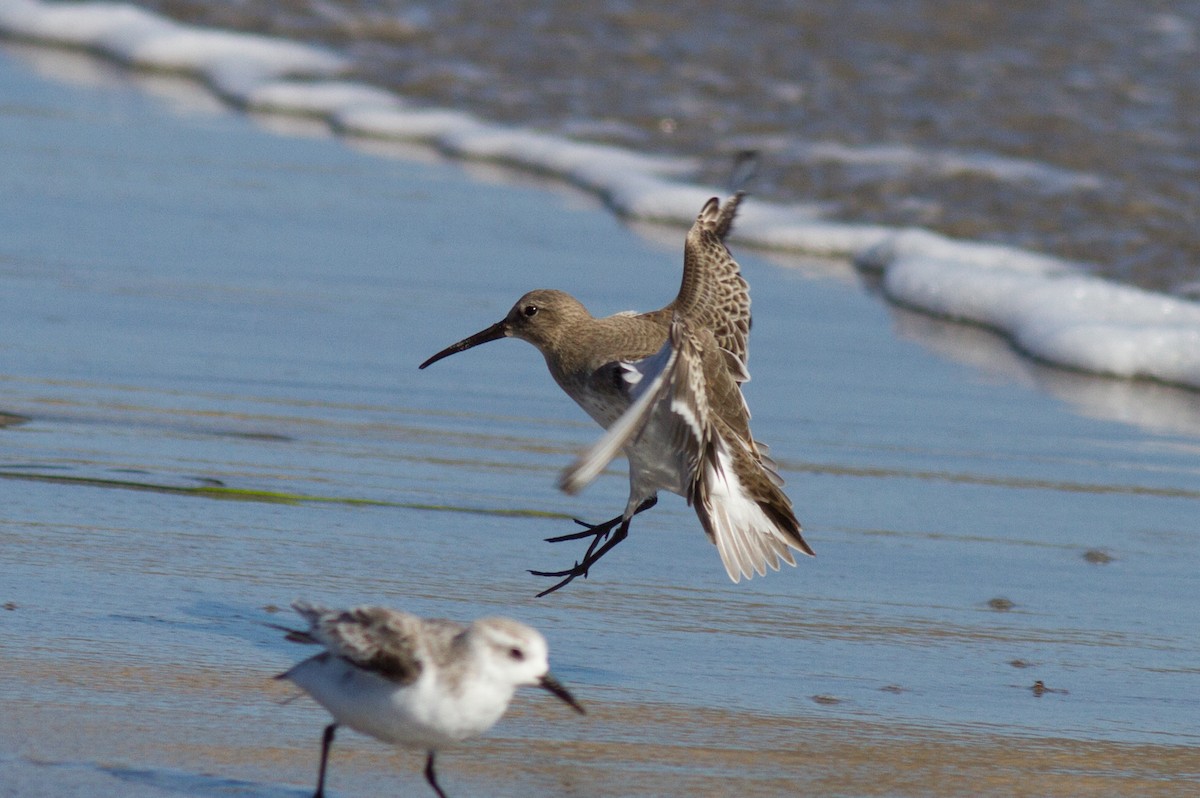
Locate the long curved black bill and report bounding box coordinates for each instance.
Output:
[419,320,509,369]
[539,672,585,714]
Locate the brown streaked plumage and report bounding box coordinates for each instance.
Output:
[420,193,814,595]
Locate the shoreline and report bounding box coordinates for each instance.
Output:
[2,0,1200,390]
[2,33,1199,798]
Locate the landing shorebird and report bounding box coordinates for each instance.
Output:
[420,193,814,595]
[275,601,584,798]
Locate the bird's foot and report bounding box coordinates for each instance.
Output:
[529,567,586,598]
[544,514,622,543]
[530,498,655,597]
[530,515,632,597]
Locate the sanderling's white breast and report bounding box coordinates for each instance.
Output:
[275,600,584,797]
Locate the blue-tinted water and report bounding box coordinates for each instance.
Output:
[113,0,1200,294]
[1,41,1198,798]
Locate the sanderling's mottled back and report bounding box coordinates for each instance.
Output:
[420,194,814,595]
[275,601,583,797]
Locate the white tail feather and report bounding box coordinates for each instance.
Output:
[701,443,800,582]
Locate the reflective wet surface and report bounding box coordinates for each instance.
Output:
[129,0,1200,292]
[2,44,1198,797]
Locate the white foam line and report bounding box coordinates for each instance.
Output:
[793,140,1104,193]
[0,0,346,103]
[436,126,701,215]
[247,80,403,116]
[870,230,1200,388]
[0,0,174,48]
[736,217,895,258]
[335,105,484,141]
[4,0,1199,390]
[594,173,726,222]
[883,254,1200,387]
[338,108,706,220]
[859,228,1076,275]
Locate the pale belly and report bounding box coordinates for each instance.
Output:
[286,658,508,749]
[568,375,691,503]
[624,423,691,500]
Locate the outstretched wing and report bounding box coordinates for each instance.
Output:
[558,318,813,581]
[668,193,751,376]
[287,601,451,685]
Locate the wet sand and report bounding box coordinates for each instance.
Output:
[2,42,1199,797]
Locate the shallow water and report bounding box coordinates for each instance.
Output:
[115,0,1200,293]
[4,0,1199,393]
[2,43,1199,797]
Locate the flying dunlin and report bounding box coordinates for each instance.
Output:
[420,193,814,595]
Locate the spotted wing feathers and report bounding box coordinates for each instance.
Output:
[670,193,752,375]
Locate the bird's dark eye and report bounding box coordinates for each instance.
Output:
[523,305,539,318]
[508,647,525,661]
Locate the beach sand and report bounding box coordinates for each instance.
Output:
[1,41,1198,796]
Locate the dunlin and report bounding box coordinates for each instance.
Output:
[275,601,584,798]
[420,193,814,595]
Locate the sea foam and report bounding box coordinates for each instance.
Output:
[0,0,345,101]
[3,0,1198,389]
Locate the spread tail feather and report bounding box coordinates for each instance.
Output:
[692,437,812,582]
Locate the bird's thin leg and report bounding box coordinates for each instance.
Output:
[424,751,448,798]
[544,496,658,543]
[530,498,657,596]
[531,519,629,596]
[313,723,337,798]
[543,512,624,544]
[530,518,632,596]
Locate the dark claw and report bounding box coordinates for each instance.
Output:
[528,563,587,579]
[530,499,656,597]
[545,514,623,543]
[531,516,632,597]
[533,572,587,598]
[545,526,612,543]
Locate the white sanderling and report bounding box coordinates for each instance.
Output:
[274,600,585,797]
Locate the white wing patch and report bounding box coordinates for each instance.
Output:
[668,393,705,444]
[619,361,644,387]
